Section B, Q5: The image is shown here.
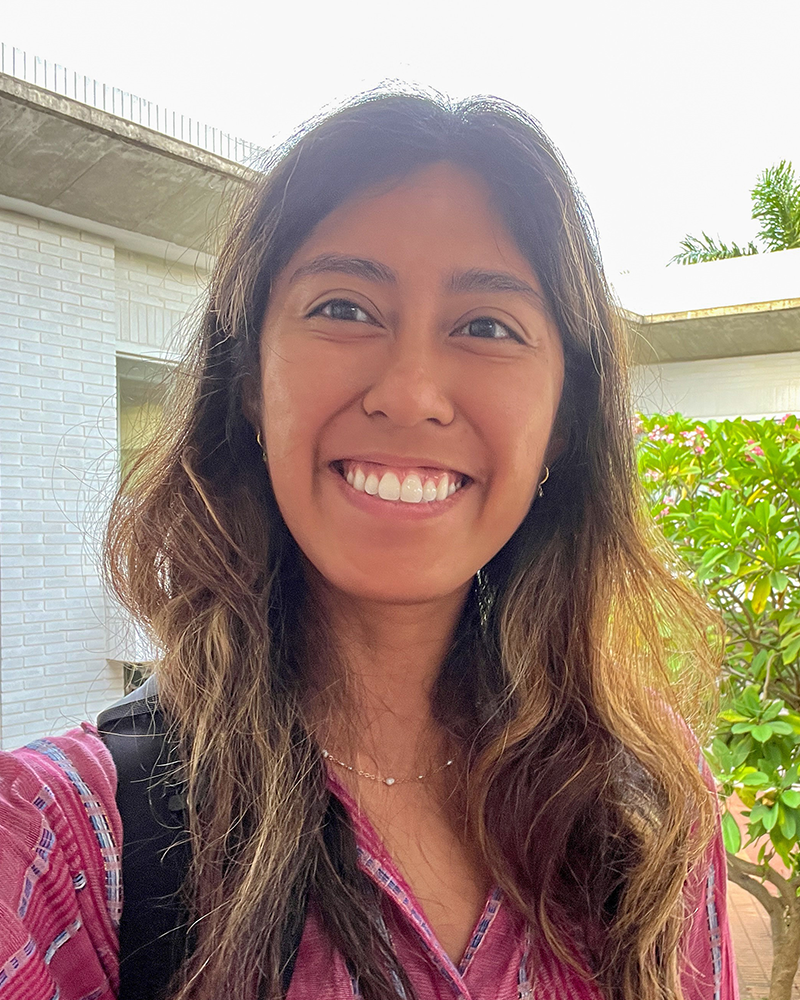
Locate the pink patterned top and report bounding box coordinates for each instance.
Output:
[0,725,738,1000]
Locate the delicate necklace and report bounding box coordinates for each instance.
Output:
[321,748,455,786]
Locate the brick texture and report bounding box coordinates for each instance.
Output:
[0,208,208,746]
[634,351,800,420]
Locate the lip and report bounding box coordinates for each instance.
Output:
[327,463,471,519]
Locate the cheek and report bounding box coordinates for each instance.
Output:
[479,387,560,514]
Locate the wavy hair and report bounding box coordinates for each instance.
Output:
[105,88,722,1000]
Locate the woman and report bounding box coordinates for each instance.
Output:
[0,90,736,1000]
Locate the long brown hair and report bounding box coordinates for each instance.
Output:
[106,88,722,1000]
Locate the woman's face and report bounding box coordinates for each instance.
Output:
[256,162,564,604]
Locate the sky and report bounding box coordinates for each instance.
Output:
[3,0,799,277]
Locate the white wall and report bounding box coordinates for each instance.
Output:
[0,209,208,746]
[0,208,121,744]
[633,350,800,420]
[115,247,206,356]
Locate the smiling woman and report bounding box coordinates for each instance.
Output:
[254,163,564,607]
[0,90,736,1000]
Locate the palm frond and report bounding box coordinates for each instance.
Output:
[669,232,760,266]
[751,160,800,251]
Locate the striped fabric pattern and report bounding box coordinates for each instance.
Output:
[0,728,738,999]
[0,726,121,1000]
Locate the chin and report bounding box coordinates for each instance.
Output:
[311,559,474,607]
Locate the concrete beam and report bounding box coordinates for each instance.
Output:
[0,72,253,253]
[628,299,800,363]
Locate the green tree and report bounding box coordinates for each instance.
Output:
[671,161,800,264]
[637,412,800,1000]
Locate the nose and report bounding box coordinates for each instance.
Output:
[361,337,455,427]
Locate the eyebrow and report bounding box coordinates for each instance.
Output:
[446,268,545,307]
[289,253,396,285]
[289,253,545,308]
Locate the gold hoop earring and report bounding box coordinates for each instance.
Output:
[538,465,550,498]
[256,431,268,466]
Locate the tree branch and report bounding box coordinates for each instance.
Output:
[727,854,783,918]
[763,863,798,903]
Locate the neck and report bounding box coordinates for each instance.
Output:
[306,579,470,777]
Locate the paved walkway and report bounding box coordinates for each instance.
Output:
[728,880,800,998]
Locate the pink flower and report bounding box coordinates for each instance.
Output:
[745,438,765,458]
[655,496,677,519]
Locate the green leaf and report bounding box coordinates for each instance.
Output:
[722,811,742,854]
[762,701,785,721]
[725,550,743,574]
[782,790,800,808]
[781,810,796,840]
[768,721,795,735]
[771,571,790,593]
[752,576,772,615]
[741,770,770,785]
[763,803,780,831]
[780,616,800,637]
[752,724,775,742]
[783,637,800,665]
[731,722,755,734]
[719,710,749,724]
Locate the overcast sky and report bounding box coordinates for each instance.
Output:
[4,0,798,277]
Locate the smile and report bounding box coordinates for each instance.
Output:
[334,460,467,504]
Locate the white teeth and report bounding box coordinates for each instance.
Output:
[343,464,463,503]
[400,474,423,503]
[377,471,401,500]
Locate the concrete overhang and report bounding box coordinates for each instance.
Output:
[617,247,800,363]
[2,68,798,365]
[0,72,254,255]
[627,298,800,364]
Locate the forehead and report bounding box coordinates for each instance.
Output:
[281,161,542,286]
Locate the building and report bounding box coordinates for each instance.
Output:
[0,57,250,744]
[1,53,799,745]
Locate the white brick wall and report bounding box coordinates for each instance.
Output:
[116,248,206,354]
[634,351,800,420]
[108,249,208,664]
[0,212,209,746]
[0,209,122,745]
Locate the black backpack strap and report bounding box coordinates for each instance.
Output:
[98,677,192,1000]
[97,679,306,999]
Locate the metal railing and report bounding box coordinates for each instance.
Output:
[0,42,266,168]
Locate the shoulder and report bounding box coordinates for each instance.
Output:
[6,724,118,804]
[0,726,121,1000]
[3,725,122,894]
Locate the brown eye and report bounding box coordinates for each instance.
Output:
[312,299,374,323]
[455,317,521,342]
